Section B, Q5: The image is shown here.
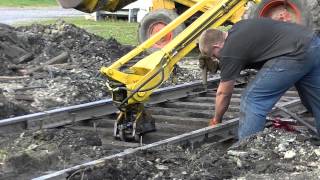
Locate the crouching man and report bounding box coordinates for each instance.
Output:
[198,18,320,140]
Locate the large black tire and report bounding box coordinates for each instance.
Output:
[138,9,186,52]
[246,0,320,33]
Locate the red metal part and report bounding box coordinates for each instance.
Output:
[148,21,173,48]
[259,0,301,23]
[272,117,296,132]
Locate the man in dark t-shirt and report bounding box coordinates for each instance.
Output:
[198,18,320,140]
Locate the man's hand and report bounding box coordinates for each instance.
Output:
[198,54,219,73]
[211,80,235,125]
[209,118,221,126]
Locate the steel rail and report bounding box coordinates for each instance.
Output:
[33,97,300,180]
[0,73,248,131]
[33,118,238,180]
[0,75,218,130]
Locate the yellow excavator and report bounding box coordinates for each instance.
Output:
[57,0,319,141]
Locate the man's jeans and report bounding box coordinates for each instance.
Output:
[239,36,320,140]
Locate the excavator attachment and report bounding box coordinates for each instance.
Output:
[114,104,155,141]
[107,81,156,141]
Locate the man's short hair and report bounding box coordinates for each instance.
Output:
[198,29,224,56]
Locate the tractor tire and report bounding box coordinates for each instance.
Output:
[138,9,186,52]
[245,0,320,33]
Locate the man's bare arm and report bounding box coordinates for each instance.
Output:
[214,80,235,122]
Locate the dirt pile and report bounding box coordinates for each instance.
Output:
[0,128,106,180]
[68,128,320,180]
[0,20,132,118]
[0,21,203,119]
[0,89,27,118]
[1,21,131,75]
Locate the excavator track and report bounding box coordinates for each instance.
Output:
[0,73,314,179]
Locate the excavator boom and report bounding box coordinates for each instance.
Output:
[101,0,259,141]
[58,0,260,141]
[102,0,258,105]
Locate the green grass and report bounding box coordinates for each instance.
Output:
[18,17,139,45]
[0,0,58,7]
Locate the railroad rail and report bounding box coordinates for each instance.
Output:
[0,72,313,179]
[0,73,249,133]
[33,86,309,180]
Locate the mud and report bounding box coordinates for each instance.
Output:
[0,21,204,119]
[67,128,320,180]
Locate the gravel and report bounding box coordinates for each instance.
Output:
[67,128,320,180]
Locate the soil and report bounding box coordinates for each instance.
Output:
[67,128,320,180]
[1,9,319,180]
[0,21,204,119]
[0,20,131,118]
[0,128,112,180]
[0,21,208,179]
[2,125,319,179]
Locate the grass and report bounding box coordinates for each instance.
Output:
[0,0,58,7]
[17,17,139,45]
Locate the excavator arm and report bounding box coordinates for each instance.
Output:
[58,0,260,141]
[101,0,260,141]
[103,0,258,105]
